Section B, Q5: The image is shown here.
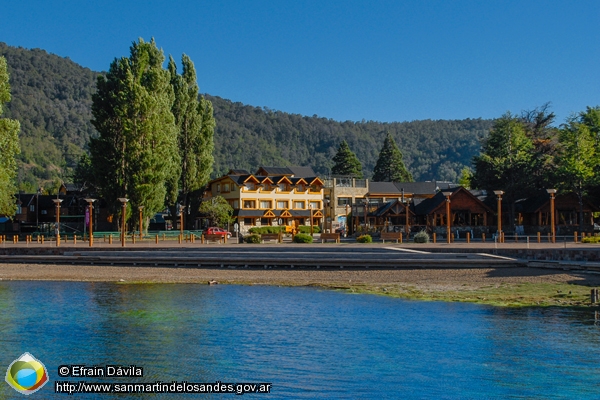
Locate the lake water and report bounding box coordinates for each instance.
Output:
[1,281,599,399]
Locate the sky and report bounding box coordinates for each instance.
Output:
[2,0,598,124]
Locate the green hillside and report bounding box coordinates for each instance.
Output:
[1,42,492,191]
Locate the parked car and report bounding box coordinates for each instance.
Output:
[205,227,232,239]
[335,226,347,238]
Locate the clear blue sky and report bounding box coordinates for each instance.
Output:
[2,0,598,123]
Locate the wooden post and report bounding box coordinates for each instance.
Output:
[163,233,166,241]
[155,234,159,244]
[451,233,454,243]
[433,232,436,243]
[132,235,136,244]
[178,234,182,244]
[482,233,485,242]
[574,232,578,243]
[466,232,470,244]
[109,234,113,245]
[41,235,44,244]
[74,235,77,244]
[399,232,403,244]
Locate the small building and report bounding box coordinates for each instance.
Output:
[516,192,598,234]
[414,187,494,236]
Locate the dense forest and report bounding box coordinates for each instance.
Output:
[0,42,493,191]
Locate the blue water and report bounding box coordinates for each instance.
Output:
[1,281,599,399]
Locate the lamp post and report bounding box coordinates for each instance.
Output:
[84,198,96,247]
[324,199,330,233]
[309,204,314,236]
[345,204,350,234]
[363,196,369,229]
[118,198,128,247]
[494,190,504,243]
[52,199,62,247]
[547,189,557,243]
[138,206,144,240]
[442,191,452,243]
[179,204,185,240]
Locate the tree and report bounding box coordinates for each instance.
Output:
[372,132,412,182]
[471,112,534,228]
[168,54,215,228]
[555,116,597,233]
[89,38,180,229]
[199,196,234,227]
[0,56,20,216]
[520,103,559,190]
[331,140,363,178]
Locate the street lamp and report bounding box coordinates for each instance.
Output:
[179,204,185,240]
[324,199,330,233]
[52,199,63,247]
[494,190,504,243]
[118,198,129,247]
[84,198,96,247]
[138,206,144,240]
[547,189,557,243]
[363,196,369,229]
[442,191,452,243]
[309,203,314,236]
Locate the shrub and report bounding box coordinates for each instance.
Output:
[293,233,314,243]
[356,234,372,243]
[298,225,321,234]
[582,236,600,244]
[248,226,285,234]
[244,234,261,243]
[413,230,430,243]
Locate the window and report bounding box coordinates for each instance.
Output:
[223,183,230,192]
[338,197,351,206]
[243,200,256,209]
[244,218,254,225]
[309,201,320,209]
[293,201,305,209]
[277,201,288,209]
[245,183,255,190]
[278,183,288,191]
[297,184,305,192]
[16,205,22,214]
[260,218,269,225]
[30,205,35,212]
[216,184,221,193]
[260,200,272,209]
[233,200,239,209]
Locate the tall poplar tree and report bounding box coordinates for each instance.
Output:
[331,140,363,178]
[89,38,180,228]
[0,56,21,216]
[168,54,215,228]
[372,132,412,182]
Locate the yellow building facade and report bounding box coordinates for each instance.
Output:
[206,167,324,234]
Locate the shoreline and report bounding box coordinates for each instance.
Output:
[1,263,599,307]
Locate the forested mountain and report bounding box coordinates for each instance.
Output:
[0,42,493,191]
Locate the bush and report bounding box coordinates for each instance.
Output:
[582,236,600,244]
[413,230,430,243]
[244,234,261,243]
[293,233,314,243]
[248,226,285,234]
[356,234,372,243]
[298,225,321,234]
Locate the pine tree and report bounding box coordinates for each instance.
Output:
[168,54,215,227]
[372,132,412,182]
[0,56,21,215]
[89,38,180,228]
[331,140,363,178]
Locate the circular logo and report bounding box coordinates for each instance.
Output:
[5,353,49,395]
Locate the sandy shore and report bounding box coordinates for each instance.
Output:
[0,262,595,287]
[1,263,599,307]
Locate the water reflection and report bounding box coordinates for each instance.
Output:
[0,282,599,399]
